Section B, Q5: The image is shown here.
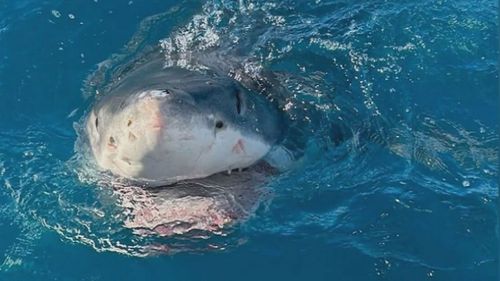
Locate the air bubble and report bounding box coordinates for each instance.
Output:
[51,10,61,18]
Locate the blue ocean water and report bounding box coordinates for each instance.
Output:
[0,0,498,280]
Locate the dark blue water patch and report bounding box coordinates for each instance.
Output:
[0,0,199,128]
[0,227,496,281]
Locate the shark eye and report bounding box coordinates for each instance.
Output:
[95,117,99,129]
[215,120,224,129]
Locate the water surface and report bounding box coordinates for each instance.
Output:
[0,0,498,280]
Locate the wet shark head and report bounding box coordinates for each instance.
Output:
[85,66,283,186]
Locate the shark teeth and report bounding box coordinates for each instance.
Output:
[227,168,244,175]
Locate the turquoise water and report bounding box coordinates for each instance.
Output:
[0,0,498,280]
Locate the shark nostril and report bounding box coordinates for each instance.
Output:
[236,91,242,115]
[127,120,132,127]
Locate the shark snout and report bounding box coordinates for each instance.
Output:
[135,92,165,127]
